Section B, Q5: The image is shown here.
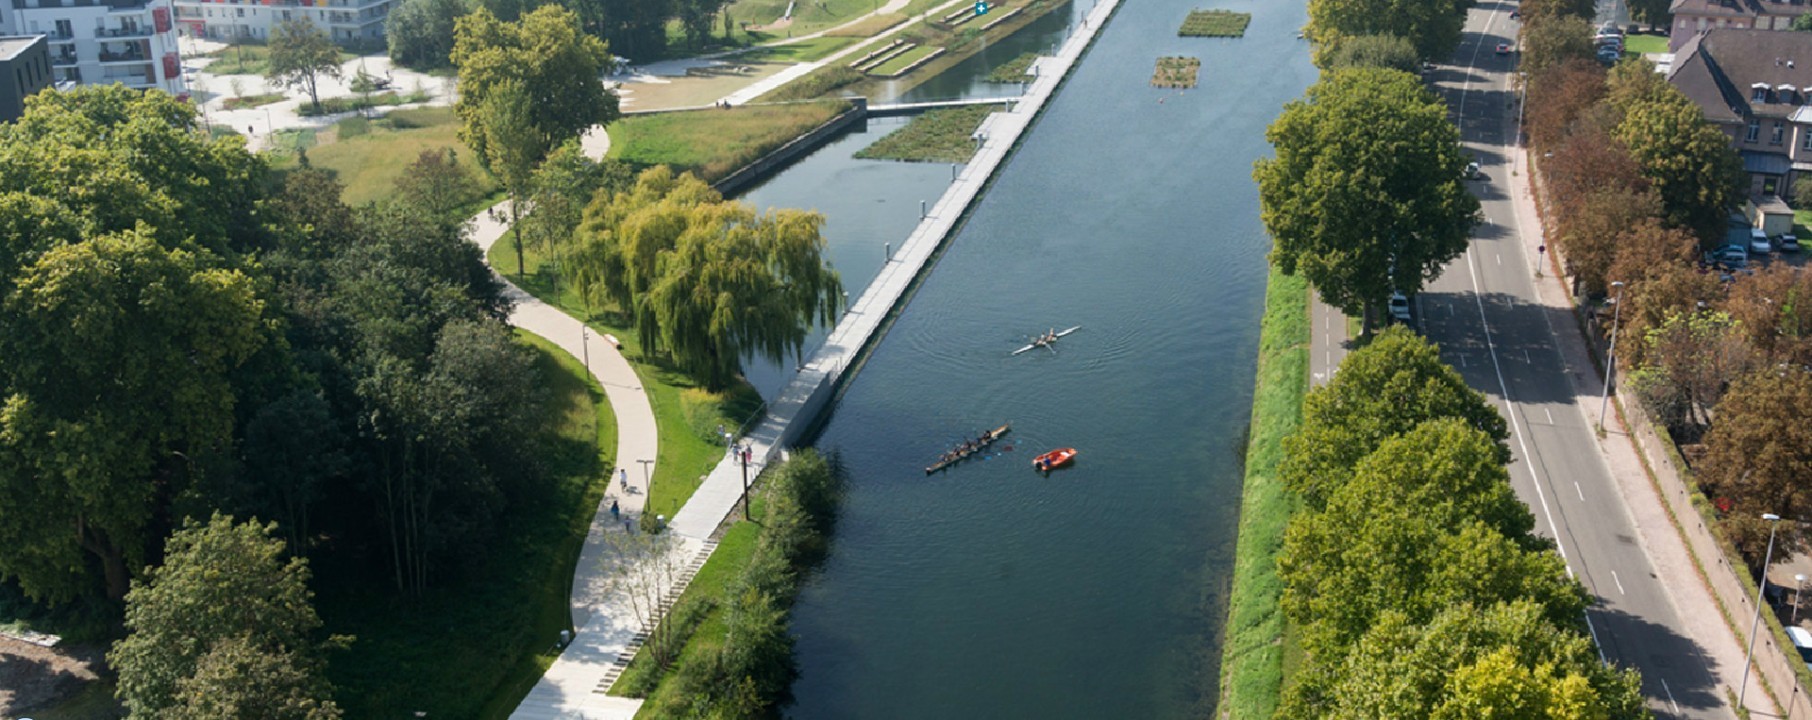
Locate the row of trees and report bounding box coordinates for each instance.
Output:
[389,0,732,70]
[1275,329,1648,717]
[0,85,561,711]
[1517,5,1812,567]
[1303,0,1473,66]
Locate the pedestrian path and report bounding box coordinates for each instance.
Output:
[716,0,972,106]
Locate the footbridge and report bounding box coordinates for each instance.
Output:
[866,96,1025,117]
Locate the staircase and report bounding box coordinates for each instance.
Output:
[592,537,721,694]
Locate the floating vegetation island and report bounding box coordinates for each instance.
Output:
[1179,9,1251,37]
[1152,56,1201,88]
[987,51,1041,83]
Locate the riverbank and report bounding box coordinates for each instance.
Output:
[1214,268,1308,720]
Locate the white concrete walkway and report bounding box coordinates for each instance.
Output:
[716,0,972,105]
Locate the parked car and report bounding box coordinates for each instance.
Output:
[1781,234,1800,252]
[1788,626,1812,673]
[1597,47,1622,65]
[1388,292,1413,323]
[1599,22,1624,37]
[1752,228,1775,255]
[1707,245,1748,267]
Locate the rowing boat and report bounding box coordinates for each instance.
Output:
[924,423,1012,474]
[1011,325,1082,356]
[1032,447,1077,472]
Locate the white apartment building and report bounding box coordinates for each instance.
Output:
[5,0,185,95]
[171,0,390,46]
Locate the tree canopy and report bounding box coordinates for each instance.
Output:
[452,4,618,167]
[571,167,843,389]
[1256,67,1479,325]
[109,514,342,718]
[1306,0,1468,64]
[1613,88,1744,243]
[1321,33,1421,73]
[387,0,469,69]
[1698,369,1812,567]
[267,20,344,114]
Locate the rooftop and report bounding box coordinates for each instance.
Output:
[1671,0,1809,17]
[0,35,43,61]
[1670,29,1812,122]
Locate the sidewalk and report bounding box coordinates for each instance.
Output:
[1507,142,1793,717]
[716,0,973,106]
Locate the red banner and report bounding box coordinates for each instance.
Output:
[162,53,178,78]
[152,6,171,32]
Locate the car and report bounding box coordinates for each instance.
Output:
[1788,626,1812,673]
[1707,245,1748,267]
[1388,292,1413,323]
[1509,9,1520,19]
[1752,228,1775,255]
[1596,35,1623,50]
[1597,47,1622,65]
[1781,234,1800,252]
[1496,42,1513,55]
[1463,161,1480,179]
[1599,22,1624,36]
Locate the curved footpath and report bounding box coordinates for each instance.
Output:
[500,0,1125,708]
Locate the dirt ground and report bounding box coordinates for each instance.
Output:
[0,637,105,717]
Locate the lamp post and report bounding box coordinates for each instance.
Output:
[738,443,751,520]
[1598,280,1626,432]
[1796,574,1808,624]
[1740,512,1785,710]
[637,458,655,490]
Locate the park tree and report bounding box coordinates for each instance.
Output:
[1306,0,1468,64]
[238,390,347,553]
[571,167,843,389]
[1321,33,1420,72]
[0,232,267,602]
[1614,90,1745,242]
[391,147,484,225]
[1627,310,1758,437]
[1521,13,1597,77]
[475,80,543,275]
[1519,0,1597,22]
[1629,0,1672,25]
[1256,67,1479,328]
[387,0,468,69]
[1699,369,1812,568]
[520,140,631,283]
[1280,327,1508,509]
[1614,264,1724,369]
[453,5,617,163]
[1722,266,1812,366]
[109,514,343,718]
[267,19,344,115]
[1526,58,1607,150]
[1284,601,1647,719]
[1605,56,1676,116]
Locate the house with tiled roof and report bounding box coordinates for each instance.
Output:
[1669,28,1812,199]
[1669,0,1810,53]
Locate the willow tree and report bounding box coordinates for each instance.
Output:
[572,167,842,389]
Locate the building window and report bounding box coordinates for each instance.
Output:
[1766,176,1780,195]
[1802,127,1812,151]
[1755,86,1770,102]
[1775,121,1788,144]
[1749,117,1762,141]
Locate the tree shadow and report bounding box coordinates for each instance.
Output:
[1589,604,1727,716]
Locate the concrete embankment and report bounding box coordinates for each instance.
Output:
[667,0,1127,541]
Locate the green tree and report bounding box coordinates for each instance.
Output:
[1280,327,1508,509]
[1522,13,1597,77]
[1321,33,1420,72]
[1797,12,1812,32]
[391,147,484,225]
[1614,89,1745,242]
[520,140,630,286]
[1630,0,1671,25]
[1306,0,1467,64]
[571,167,843,389]
[0,232,267,602]
[1698,369,1812,567]
[1520,0,1597,22]
[387,0,469,68]
[1628,310,1757,437]
[452,5,618,166]
[109,514,343,718]
[1256,68,1479,328]
[266,19,344,115]
[474,79,544,277]
[1722,265,1812,367]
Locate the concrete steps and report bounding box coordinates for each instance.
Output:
[591,538,721,695]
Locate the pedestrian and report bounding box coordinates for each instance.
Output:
[619,468,628,491]
[610,499,619,520]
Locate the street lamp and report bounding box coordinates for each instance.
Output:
[1795,573,1807,623]
[1598,280,1626,432]
[738,443,752,521]
[637,458,655,490]
[1740,512,1785,710]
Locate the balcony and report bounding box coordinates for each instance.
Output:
[50,51,76,65]
[97,40,148,62]
[96,25,152,37]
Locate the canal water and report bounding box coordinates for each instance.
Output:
[749,0,1315,714]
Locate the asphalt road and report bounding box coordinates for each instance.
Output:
[1417,4,1732,718]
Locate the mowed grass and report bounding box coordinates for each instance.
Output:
[854,104,992,162]
[488,240,764,521]
[1620,33,1668,55]
[868,43,942,75]
[826,12,909,36]
[1215,268,1308,720]
[272,106,499,207]
[742,35,859,62]
[610,519,761,698]
[607,100,851,182]
[315,330,614,719]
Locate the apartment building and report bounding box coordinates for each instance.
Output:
[1668,0,1809,53]
[171,0,390,46]
[8,0,184,94]
[1670,29,1812,198]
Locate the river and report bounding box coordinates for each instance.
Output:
[746,0,1315,714]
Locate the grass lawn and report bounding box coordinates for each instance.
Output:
[825,12,909,36]
[1178,9,1251,37]
[271,107,499,208]
[868,43,942,75]
[741,35,859,62]
[607,99,851,182]
[609,519,761,698]
[1621,33,1668,55]
[986,51,1039,82]
[488,241,764,521]
[199,44,356,76]
[855,104,992,162]
[295,89,434,117]
[314,330,614,719]
[1215,268,1308,720]
[220,92,285,110]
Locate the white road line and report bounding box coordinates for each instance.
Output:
[1661,679,1680,716]
[1524,349,1531,364]
[1574,481,1584,501]
[1545,408,1554,424]
[1613,570,1626,595]
[1496,253,1502,266]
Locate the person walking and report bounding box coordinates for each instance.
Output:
[610,499,619,521]
[619,467,629,492]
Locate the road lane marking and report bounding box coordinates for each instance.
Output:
[1612,570,1626,595]
[1574,481,1584,501]
[1661,679,1679,715]
[1496,253,1502,266]
[1545,408,1553,424]
[1524,349,1531,364]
